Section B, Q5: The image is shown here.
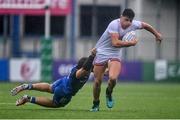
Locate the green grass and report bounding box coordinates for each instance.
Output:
[0,82,180,119]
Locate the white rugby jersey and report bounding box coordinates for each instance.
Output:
[95,18,142,58]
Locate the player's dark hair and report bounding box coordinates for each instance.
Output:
[77,57,88,69]
[122,8,135,21]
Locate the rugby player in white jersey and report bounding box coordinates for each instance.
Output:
[90,8,162,112]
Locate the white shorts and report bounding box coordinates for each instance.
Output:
[93,54,121,66]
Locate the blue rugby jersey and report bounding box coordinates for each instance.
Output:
[65,65,91,96]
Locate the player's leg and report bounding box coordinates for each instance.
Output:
[90,65,106,112]
[106,60,121,108]
[16,95,57,108]
[30,83,52,93]
[11,83,52,96]
[16,79,71,108]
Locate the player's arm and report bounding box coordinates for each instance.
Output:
[142,22,162,43]
[111,33,138,48]
[75,48,96,79]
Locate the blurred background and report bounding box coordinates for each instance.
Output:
[0,0,180,83]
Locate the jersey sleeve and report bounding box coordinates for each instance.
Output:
[107,20,119,34]
[132,20,143,30]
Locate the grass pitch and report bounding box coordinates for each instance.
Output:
[0,82,180,119]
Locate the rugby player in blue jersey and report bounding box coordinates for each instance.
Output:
[11,48,96,108]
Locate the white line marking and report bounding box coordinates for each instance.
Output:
[0,103,15,105]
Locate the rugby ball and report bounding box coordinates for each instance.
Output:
[122,31,136,41]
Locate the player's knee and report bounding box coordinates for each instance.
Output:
[94,80,101,87]
[109,79,117,86]
[109,75,117,82]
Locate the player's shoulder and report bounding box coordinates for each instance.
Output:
[70,65,78,73]
[131,20,143,29]
[132,20,142,25]
[108,18,119,26]
[107,19,120,31]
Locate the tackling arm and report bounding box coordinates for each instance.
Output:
[75,49,96,79]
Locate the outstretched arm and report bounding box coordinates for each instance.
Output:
[75,48,96,79]
[142,22,163,43]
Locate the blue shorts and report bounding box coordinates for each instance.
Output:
[51,78,72,107]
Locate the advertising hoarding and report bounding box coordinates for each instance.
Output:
[10,59,41,82]
[0,59,9,81]
[0,0,71,15]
